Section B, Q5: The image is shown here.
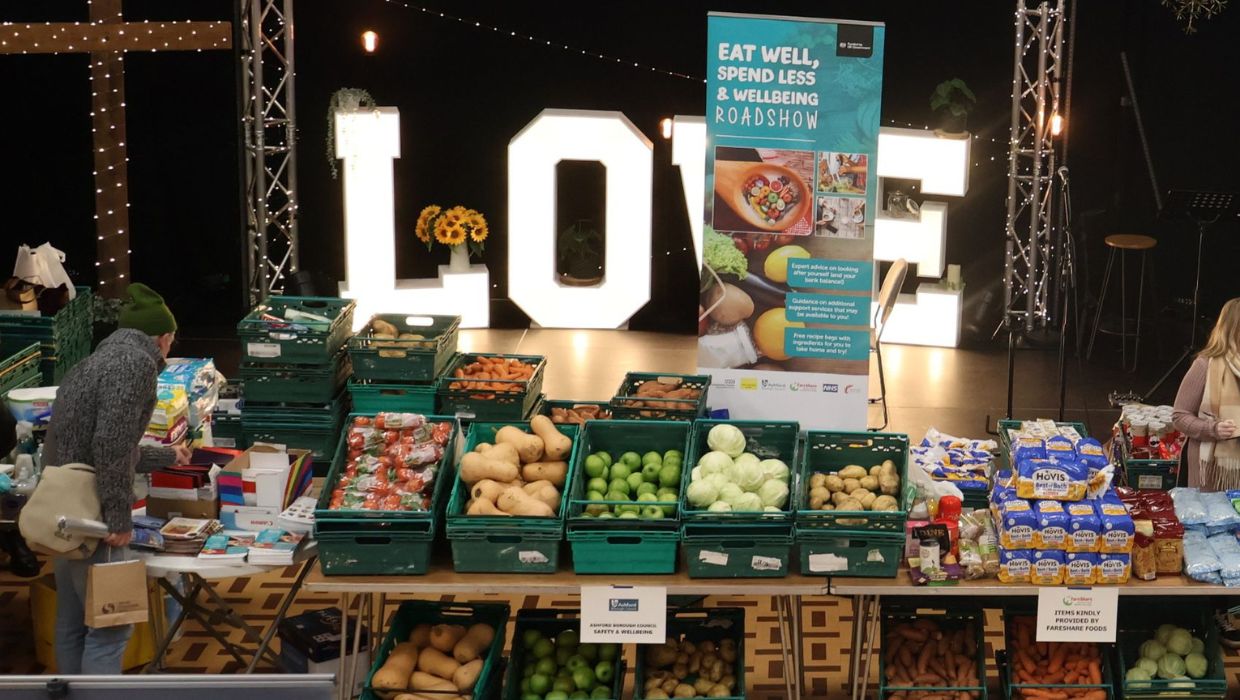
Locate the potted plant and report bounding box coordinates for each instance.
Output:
[325,88,375,179]
[557,220,603,286]
[415,204,489,272]
[929,79,976,137]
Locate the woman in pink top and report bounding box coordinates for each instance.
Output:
[1172,298,1240,490]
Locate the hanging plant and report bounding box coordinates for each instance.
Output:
[325,88,376,179]
[1162,0,1228,32]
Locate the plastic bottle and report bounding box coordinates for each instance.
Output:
[13,454,37,496]
[935,494,963,558]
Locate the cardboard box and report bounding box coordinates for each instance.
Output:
[146,496,218,520]
[278,607,369,695]
[220,504,281,531]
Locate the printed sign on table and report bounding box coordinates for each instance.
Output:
[698,12,885,430]
[1035,586,1119,642]
[580,586,667,644]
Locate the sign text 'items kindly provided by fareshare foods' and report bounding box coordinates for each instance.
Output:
[1034,586,1118,642]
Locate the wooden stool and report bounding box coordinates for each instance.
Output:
[1087,234,1156,371]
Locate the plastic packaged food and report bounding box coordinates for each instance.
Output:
[999,499,1037,549]
[1096,501,1135,554]
[1031,549,1065,585]
[1201,490,1240,531]
[1208,532,1240,585]
[1065,502,1102,553]
[1183,530,1221,582]
[1033,499,1069,550]
[1154,519,1185,574]
[1064,552,1100,584]
[1097,552,1131,584]
[1169,487,1208,526]
[998,547,1033,583]
[1131,531,1157,581]
[1011,437,1047,464]
[958,509,999,579]
[328,412,452,512]
[1016,456,1088,501]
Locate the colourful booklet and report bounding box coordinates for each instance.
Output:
[198,532,255,559]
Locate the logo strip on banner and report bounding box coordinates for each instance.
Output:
[698,12,886,431]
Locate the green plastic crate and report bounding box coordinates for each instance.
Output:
[444,421,580,574]
[436,353,546,421]
[1115,602,1226,699]
[240,352,351,404]
[210,412,245,449]
[237,295,355,365]
[1000,607,1114,700]
[1111,425,1181,491]
[633,608,746,700]
[0,343,42,396]
[317,529,435,576]
[609,372,709,421]
[314,412,460,531]
[680,419,799,525]
[681,524,793,578]
[794,431,913,534]
[0,286,93,384]
[569,529,680,574]
[348,378,436,415]
[241,394,345,466]
[501,609,625,700]
[361,600,509,700]
[796,528,903,577]
[348,313,459,383]
[878,605,987,700]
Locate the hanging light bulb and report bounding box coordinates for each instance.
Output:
[1049,112,1064,137]
[659,117,672,140]
[361,30,378,54]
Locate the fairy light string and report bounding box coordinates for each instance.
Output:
[380,0,706,83]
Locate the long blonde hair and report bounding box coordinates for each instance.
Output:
[1200,298,1240,359]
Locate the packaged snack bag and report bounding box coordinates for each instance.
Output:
[1016,456,1088,501]
[1045,434,1076,461]
[998,547,1034,583]
[1034,499,1070,550]
[1064,552,1100,584]
[1011,437,1046,463]
[1031,549,1065,584]
[1098,552,1131,584]
[1097,501,1135,553]
[1066,502,1101,552]
[999,498,1037,549]
[1075,437,1108,472]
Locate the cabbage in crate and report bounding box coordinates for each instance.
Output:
[687,424,790,513]
[1126,623,1209,686]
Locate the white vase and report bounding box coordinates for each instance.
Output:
[448,245,470,273]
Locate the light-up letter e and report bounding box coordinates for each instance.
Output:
[508,109,653,328]
[335,107,490,328]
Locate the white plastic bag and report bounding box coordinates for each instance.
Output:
[12,243,76,299]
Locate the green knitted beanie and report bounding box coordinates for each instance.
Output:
[118,283,177,336]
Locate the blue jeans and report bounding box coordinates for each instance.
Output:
[52,544,133,674]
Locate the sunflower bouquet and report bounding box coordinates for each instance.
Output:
[415,204,488,258]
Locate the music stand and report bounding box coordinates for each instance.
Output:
[1140,189,1239,402]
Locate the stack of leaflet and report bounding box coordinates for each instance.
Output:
[129,515,167,552]
[276,496,317,535]
[218,446,314,531]
[147,446,241,508]
[198,531,255,562]
[247,528,306,565]
[159,517,219,554]
[143,385,189,448]
[160,358,223,430]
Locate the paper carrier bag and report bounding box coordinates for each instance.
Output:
[84,558,149,628]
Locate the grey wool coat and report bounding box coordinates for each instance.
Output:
[42,329,177,533]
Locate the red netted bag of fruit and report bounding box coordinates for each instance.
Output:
[327,413,453,512]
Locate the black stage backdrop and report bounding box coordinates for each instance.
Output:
[1,1,1237,344]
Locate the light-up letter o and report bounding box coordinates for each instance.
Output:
[508,109,653,328]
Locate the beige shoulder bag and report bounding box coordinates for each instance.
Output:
[18,463,102,559]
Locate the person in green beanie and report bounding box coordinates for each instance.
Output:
[42,282,191,674]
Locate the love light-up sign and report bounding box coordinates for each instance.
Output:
[507,109,654,328]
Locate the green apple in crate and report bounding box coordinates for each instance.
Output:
[579,448,682,519]
[518,628,618,700]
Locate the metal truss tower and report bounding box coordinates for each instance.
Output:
[239,0,299,303]
[1004,0,1067,333]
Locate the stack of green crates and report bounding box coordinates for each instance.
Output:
[565,420,689,574]
[609,372,710,421]
[501,609,625,700]
[313,412,459,575]
[361,600,510,700]
[444,421,580,573]
[0,286,93,384]
[793,430,913,577]
[633,608,746,700]
[678,419,799,578]
[436,353,547,421]
[347,313,459,415]
[236,296,355,467]
[0,343,43,397]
